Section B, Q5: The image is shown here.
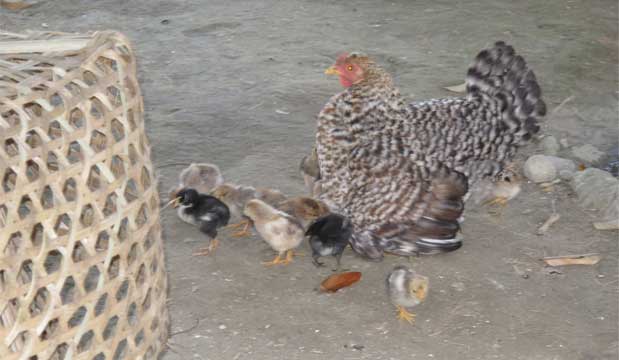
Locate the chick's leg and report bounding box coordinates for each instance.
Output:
[192,238,220,256]
[484,196,508,216]
[229,219,252,238]
[262,252,284,266]
[396,305,416,324]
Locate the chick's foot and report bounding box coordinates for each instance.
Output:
[396,305,416,324]
[192,238,220,256]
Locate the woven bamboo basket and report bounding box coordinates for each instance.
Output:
[0,31,169,360]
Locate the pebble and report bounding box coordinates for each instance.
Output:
[571,168,619,227]
[559,138,569,149]
[523,155,576,183]
[571,144,606,165]
[540,135,560,156]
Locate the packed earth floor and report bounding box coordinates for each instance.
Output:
[2,0,618,359]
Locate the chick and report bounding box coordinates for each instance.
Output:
[178,163,224,193]
[255,187,287,206]
[306,213,352,271]
[173,188,230,256]
[386,266,429,324]
[468,164,523,215]
[243,199,304,266]
[210,183,257,237]
[276,196,330,228]
[299,147,321,196]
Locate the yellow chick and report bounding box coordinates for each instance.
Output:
[210,183,257,237]
[276,196,330,228]
[243,199,304,266]
[386,266,429,324]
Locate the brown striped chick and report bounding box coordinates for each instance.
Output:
[243,199,304,266]
[386,266,429,324]
[210,183,257,237]
[255,187,287,206]
[469,164,523,215]
[299,147,321,197]
[276,196,330,229]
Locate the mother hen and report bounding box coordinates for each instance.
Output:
[315,41,546,260]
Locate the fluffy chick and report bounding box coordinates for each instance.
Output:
[306,213,352,271]
[243,199,304,266]
[299,147,321,196]
[255,187,287,206]
[210,183,257,237]
[386,266,429,324]
[174,188,230,256]
[276,196,330,228]
[168,163,224,204]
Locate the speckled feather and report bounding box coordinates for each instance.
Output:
[316,42,546,259]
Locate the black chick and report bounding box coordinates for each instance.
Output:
[174,188,230,256]
[306,213,352,271]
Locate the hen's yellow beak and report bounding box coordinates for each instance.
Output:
[324,66,340,76]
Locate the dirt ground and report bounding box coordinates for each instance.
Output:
[3,0,618,359]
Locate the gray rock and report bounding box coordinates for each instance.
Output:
[571,168,619,226]
[524,155,556,183]
[559,138,569,149]
[524,155,576,183]
[571,144,606,165]
[540,136,560,156]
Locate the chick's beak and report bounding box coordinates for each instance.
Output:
[324,66,340,76]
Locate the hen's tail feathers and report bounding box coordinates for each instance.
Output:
[466,41,547,142]
[350,167,469,259]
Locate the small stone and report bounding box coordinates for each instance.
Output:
[540,136,560,156]
[218,324,227,330]
[524,155,557,183]
[521,274,530,279]
[572,144,606,165]
[161,19,170,25]
[559,138,569,149]
[524,155,577,183]
[571,168,619,222]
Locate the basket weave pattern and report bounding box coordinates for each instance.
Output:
[0,31,168,359]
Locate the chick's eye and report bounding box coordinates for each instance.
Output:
[347,65,353,71]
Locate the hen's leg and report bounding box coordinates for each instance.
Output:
[230,219,252,237]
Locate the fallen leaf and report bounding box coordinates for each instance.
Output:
[593,220,619,230]
[1,0,33,10]
[543,254,601,267]
[320,271,361,292]
[443,82,467,93]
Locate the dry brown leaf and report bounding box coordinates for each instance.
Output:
[543,254,601,267]
[320,271,361,292]
[443,82,467,93]
[1,0,33,10]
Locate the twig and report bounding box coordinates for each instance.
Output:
[550,95,575,115]
[169,318,200,338]
[536,213,560,235]
[157,162,191,170]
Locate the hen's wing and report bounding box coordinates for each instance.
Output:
[344,137,468,259]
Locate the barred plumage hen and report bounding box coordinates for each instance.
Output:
[314,42,546,260]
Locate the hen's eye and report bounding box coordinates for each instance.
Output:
[347,65,353,71]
